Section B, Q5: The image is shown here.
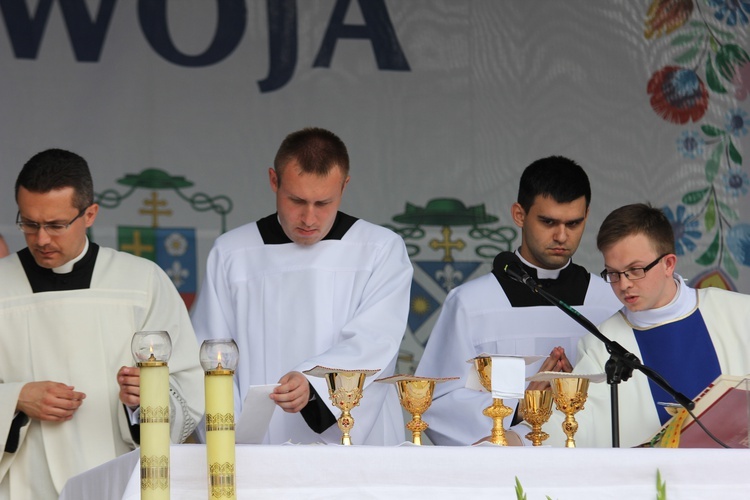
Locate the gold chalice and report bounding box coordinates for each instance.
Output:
[550,377,590,448]
[521,389,553,446]
[303,366,379,445]
[375,375,458,445]
[474,356,514,446]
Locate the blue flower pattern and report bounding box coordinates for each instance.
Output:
[662,205,702,255]
[676,130,705,158]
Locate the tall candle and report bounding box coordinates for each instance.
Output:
[139,358,170,500]
[132,331,172,500]
[205,366,236,499]
[200,340,239,500]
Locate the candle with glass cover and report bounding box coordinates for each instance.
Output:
[201,339,239,499]
[132,330,172,500]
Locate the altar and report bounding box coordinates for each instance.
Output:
[60,444,750,499]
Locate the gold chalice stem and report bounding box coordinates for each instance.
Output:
[526,424,549,446]
[338,408,354,446]
[406,413,429,445]
[483,398,513,446]
[562,413,578,448]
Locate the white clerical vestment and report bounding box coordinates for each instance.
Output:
[191,213,413,445]
[544,279,750,448]
[0,247,203,499]
[416,253,621,446]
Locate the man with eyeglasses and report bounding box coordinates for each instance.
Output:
[0,149,204,498]
[537,203,750,447]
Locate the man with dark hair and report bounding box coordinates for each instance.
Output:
[0,149,204,498]
[415,156,620,445]
[542,203,750,447]
[191,127,413,445]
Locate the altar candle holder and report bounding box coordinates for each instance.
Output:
[200,339,239,500]
[132,330,172,500]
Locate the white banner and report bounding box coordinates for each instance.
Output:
[1,0,748,365]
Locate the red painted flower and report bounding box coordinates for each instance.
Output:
[647,66,709,124]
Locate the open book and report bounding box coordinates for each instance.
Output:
[648,374,750,448]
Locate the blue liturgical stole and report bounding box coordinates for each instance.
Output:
[633,309,721,424]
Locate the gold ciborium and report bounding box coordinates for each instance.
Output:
[551,377,590,448]
[303,366,379,445]
[474,356,514,446]
[375,375,458,445]
[521,389,553,446]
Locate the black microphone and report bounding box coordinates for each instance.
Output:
[492,251,539,289]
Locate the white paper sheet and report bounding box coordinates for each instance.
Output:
[465,354,544,398]
[235,384,279,444]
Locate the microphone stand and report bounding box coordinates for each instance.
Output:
[513,273,695,447]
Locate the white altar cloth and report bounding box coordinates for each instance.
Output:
[59,444,750,499]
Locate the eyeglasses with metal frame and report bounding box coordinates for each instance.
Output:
[599,253,669,283]
[16,207,88,236]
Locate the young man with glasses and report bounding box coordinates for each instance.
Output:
[0,149,204,498]
[539,203,750,447]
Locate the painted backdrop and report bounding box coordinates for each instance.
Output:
[1,0,748,368]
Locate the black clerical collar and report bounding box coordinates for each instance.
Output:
[19,243,100,293]
[257,212,358,245]
[491,256,590,307]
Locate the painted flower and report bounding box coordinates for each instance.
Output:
[676,130,704,158]
[707,0,750,26]
[732,61,750,100]
[723,168,750,197]
[644,0,694,39]
[725,108,748,136]
[727,223,750,266]
[165,232,188,257]
[647,66,708,124]
[662,205,701,255]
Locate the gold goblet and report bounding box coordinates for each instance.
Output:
[303,366,379,445]
[551,377,590,448]
[474,356,514,446]
[375,375,458,445]
[398,379,432,445]
[521,389,553,446]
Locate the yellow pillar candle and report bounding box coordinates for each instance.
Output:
[200,339,239,500]
[205,367,236,499]
[132,331,172,500]
[139,359,170,500]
